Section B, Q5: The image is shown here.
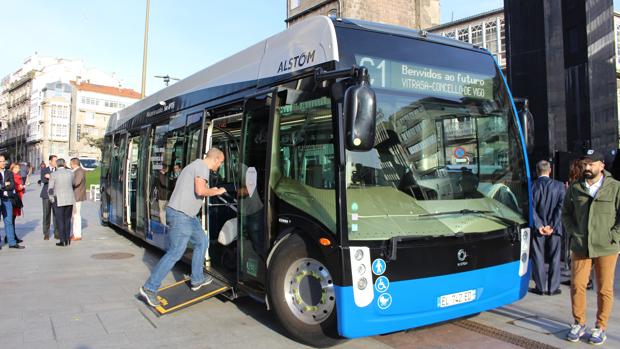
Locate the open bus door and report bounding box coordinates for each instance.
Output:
[100,135,113,224]
[110,132,127,225]
[125,130,148,233]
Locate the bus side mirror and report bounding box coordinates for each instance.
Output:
[514,98,535,153]
[344,68,376,151]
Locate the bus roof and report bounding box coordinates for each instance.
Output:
[111,16,339,131]
[109,16,487,133]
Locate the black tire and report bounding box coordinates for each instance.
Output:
[268,234,342,348]
[99,203,109,227]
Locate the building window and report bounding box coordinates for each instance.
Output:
[616,24,620,66]
[444,31,456,39]
[500,19,506,52]
[51,123,68,138]
[290,0,300,10]
[458,27,469,43]
[471,24,483,46]
[81,96,100,106]
[485,21,498,55]
[77,124,81,141]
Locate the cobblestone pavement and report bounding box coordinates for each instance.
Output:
[0,182,617,348]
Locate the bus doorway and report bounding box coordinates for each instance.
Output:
[126,134,146,232]
[204,113,242,281]
[110,133,127,225]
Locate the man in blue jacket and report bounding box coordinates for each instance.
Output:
[530,160,565,296]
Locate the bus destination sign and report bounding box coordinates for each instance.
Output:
[356,55,494,100]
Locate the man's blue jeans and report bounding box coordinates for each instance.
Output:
[144,207,208,292]
[1,198,16,246]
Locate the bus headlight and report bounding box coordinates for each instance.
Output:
[357,264,366,275]
[518,228,530,276]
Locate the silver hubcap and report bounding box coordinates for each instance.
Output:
[284,257,335,325]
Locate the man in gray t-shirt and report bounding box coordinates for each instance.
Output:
[140,148,226,307]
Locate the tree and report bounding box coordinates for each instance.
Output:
[84,136,105,154]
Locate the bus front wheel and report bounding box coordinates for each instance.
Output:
[268,234,341,348]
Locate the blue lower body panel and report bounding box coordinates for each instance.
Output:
[148,220,168,249]
[335,261,529,338]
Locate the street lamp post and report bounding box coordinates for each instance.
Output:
[140,0,151,99]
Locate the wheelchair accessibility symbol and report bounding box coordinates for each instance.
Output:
[372,258,386,275]
[377,293,392,310]
[374,276,389,293]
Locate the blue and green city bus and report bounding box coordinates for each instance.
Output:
[100,15,532,347]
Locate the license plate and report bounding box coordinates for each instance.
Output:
[438,289,476,308]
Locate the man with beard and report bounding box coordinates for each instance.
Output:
[562,150,620,345]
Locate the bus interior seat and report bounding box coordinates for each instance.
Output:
[305,164,323,187]
[218,218,238,245]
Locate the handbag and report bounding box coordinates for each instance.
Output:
[11,195,23,209]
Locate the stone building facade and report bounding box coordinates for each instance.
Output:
[286,0,439,29]
[427,8,506,69]
[1,55,138,166]
[69,81,140,160]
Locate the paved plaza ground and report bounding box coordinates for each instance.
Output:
[0,181,618,348]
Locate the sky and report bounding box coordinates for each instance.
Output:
[0,0,618,96]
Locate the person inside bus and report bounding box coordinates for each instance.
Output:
[140,148,227,307]
[170,163,182,193]
[457,167,484,199]
[351,163,375,185]
[156,165,170,225]
[173,163,182,178]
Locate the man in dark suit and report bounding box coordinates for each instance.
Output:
[0,155,24,249]
[530,160,565,295]
[40,155,58,240]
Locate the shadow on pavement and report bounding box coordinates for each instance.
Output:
[108,224,192,284]
[224,296,293,339]
[14,219,39,238]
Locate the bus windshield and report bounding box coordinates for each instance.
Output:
[338,30,528,240]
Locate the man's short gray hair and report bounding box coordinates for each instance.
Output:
[205,148,224,160]
[56,158,66,168]
[536,160,551,175]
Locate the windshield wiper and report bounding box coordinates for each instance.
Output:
[386,209,521,261]
[417,209,520,227]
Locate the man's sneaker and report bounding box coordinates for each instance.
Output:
[191,274,213,291]
[589,327,606,345]
[567,323,586,342]
[139,286,160,307]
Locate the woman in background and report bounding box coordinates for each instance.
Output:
[567,159,584,185]
[4,163,24,244]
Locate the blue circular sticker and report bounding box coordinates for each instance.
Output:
[374,276,390,293]
[351,202,359,212]
[371,259,386,276]
[377,293,392,310]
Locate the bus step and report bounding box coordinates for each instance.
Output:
[152,276,230,316]
[219,287,239,301]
